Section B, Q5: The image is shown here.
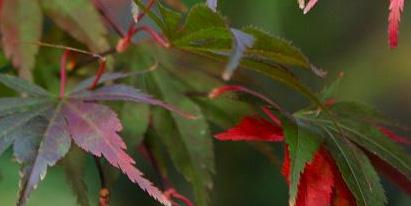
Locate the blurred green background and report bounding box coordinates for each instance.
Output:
[1,0,410,205]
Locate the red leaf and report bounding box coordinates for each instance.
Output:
[214,116,283,142]
[282,147,356,206]
[62,100,171,206]
[281,146,291,183]
[368,152,411,196]
[378,126,411,146]
[303,0,319,14]
[388,0,404,48]
[332,168,357,206]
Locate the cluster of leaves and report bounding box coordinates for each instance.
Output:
[0,0,409,206]
[0,72,200,206]
[211,77,411,206]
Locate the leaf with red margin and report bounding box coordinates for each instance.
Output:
[214,116,283,142]
[62,100,171,206]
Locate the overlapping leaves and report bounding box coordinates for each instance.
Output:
[0,0,109,78]
[157,3,325,103]
[0,73,199,206]
[211,84,411,206]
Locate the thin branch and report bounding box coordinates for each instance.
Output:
[137,0,156,22]
[94,156,107,188]
[89,60,107,90]
[140,141,171,189]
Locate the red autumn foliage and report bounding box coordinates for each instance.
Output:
[214,105,357,206]
[282,147,357,206]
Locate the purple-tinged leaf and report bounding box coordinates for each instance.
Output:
[41,0,109,52]
[72,84,195,119]
[92,0,135,36]
[0,0,42,80]
[222,28,255,80]
[0,74,50,96]
[16,106,72,206]
[0,105,51,156]
[206,0,217,12]
[70,64,157,94]
[70,72,130,93]
[62,100,171,206]
[0,97,50,117]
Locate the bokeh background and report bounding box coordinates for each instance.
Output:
[0,0,410,205]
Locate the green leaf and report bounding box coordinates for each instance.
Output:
[0,0,43,80]
[242,26,311,69]
[179,4,228,36]
[40,0,109,52]
[150,69,215,206]
[319,73,343,101]
[174,27,232,50]
[120,103,150,150]
[324,128,387,206]
[158,3,183,39]
[328,122,411,182]
[0,74,50,96]
[60,146,90,206]
[166,4,232,48]
[284,120,322,206]
[329,101,394,126]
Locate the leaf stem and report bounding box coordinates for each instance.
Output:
[140,141,171,189]
[60,50,70,98]
[89,60,107,90]
[94,156,107,188]
[94,156,109,206]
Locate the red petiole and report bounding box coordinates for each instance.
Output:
[59,50,71,98]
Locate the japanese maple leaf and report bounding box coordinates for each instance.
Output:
[0,73,195,206]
